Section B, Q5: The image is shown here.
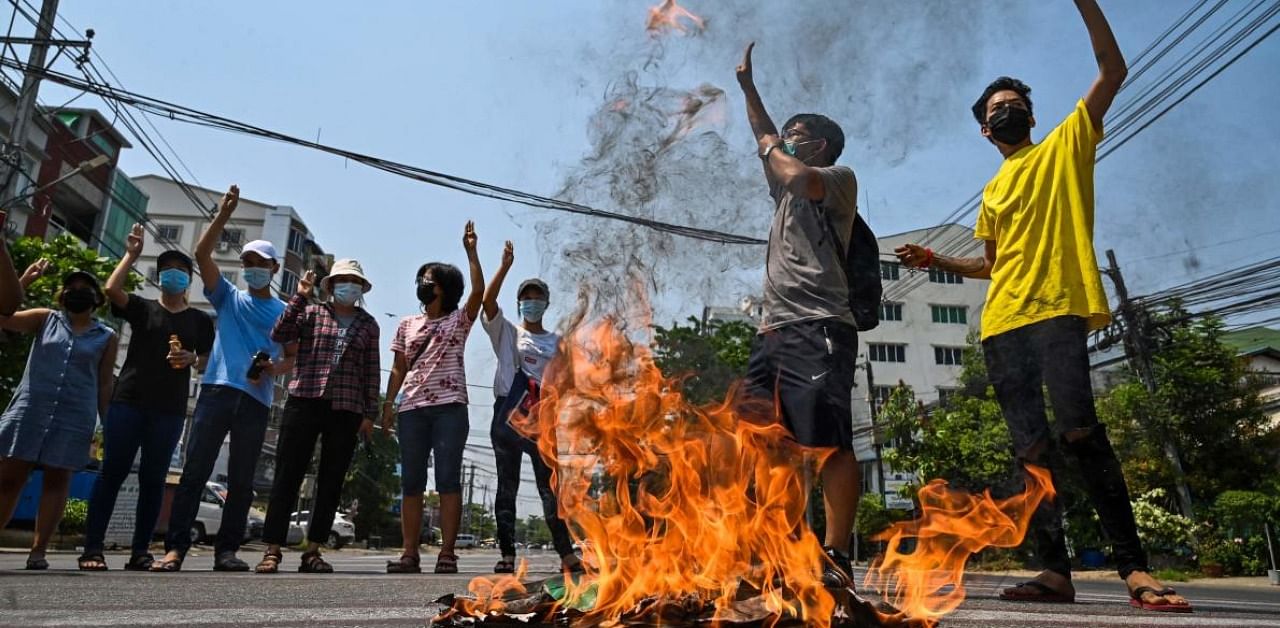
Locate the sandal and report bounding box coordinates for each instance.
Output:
[255,550,283,574]
[435,552,459,574]
[494,557,516,574]
[150,555,184,573]
[1129,586,1194,613]
[998,580,1075,604]
[385,553,421,574]
[24,557,49,571]
[77,553,108,571]
[123,554,154,571]
[298,550,333,574]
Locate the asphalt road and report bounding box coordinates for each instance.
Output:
[0,547,1276,627]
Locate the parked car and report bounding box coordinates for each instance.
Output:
[194,482,301,545]
[290,510,356,549]
[454,533,478,549]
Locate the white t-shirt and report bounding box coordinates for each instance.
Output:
[481,306,560,396]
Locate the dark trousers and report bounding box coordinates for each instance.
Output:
[491,386,575,559]
[983,315,1149,579]
[164,385,270,556]
[84,402,185,556]
[262,396,361,546]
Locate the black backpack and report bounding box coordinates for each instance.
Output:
[823,211,883,331]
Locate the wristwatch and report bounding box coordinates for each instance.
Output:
[760,141,783,160]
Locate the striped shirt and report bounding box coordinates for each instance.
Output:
[391,309,475,411]
[271,294,381,417]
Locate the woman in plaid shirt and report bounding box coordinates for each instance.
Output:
[255,259,381,574]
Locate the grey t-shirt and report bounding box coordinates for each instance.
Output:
[760,165,859,331]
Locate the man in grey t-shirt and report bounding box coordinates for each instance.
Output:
[735,42,861,591]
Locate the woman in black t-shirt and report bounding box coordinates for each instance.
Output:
[79,225,214,571]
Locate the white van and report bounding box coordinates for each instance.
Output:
[454,533,478,549]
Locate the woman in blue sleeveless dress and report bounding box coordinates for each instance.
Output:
[0,270,118,570]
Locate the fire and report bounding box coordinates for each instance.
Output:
[865,465,1056,622]
[435,313,1055,627]
[646,0,705,36]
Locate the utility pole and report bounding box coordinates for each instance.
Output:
[2,0,59,205]
[865,359,886,500]
[1102,249,1195,520]
[465,463,476,535]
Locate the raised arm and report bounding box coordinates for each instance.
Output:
[271,270,314,345]
[195,185,239,293]
[19,258,50,291]
[895,240,998,280]
[106,224,144,309]
[483,240,514,322]
[1076,0,1127,131]
[0,307,52,334]
[462,221,484,322]
[735,43,779,142]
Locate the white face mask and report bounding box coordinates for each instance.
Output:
[332,282,363,306]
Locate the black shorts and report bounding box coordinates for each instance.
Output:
[741,319,857,451]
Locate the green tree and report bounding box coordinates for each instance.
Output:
[466,503,496,539]
[1097,310,1279,501]
[652,316,755,405]
[523,514,553,546]
[341,431,401,542]
[1,235,139,406]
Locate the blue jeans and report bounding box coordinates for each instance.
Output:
[398,403,468,495]
[83,402,185,556]
[164,385,269,557]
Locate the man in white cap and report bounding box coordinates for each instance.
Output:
[155,185,291,572]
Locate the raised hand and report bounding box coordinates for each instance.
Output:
[125,223,145,257]
[297,269,316,299]
[218,185,240,216]
[501,240,514,269]
[462,220,478,255]
[735,42,755,87]
[21,258,51,284]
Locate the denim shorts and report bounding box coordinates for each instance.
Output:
[398,402,468,495]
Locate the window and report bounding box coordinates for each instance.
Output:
[934,346,966,366]
[156,224,182,243]
[928,268,963,284]
[937,388,961,405]
[930,305,968,324]
[880,261,900,281]
[147,266,159,282]
[221,271,239,286]
[868,343,907,363]
[221,229,245,246]
[871,385,896,411]
[281,270,299,294]
[287,229,307,255]
[879,302,903,321]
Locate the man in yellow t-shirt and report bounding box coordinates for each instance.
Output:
[895,0,1192,615]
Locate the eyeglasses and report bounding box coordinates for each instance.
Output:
[782,128,812,141]
[418,279,436,288]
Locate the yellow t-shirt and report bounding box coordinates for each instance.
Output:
[974,99,1111,340]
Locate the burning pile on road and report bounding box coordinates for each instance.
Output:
[430,318,1054,627]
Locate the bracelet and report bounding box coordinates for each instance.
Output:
[923,248,934,269]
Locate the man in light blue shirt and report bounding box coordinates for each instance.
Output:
[155,185,292,572]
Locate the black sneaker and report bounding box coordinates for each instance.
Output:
[822,546,853,589]
[213,552,250,572]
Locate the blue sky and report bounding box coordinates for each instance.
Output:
[23,0,1280,513]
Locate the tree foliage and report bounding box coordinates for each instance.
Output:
[652,316,755,405]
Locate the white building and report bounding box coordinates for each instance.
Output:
[127,175,331,488]
[706,223,989,503]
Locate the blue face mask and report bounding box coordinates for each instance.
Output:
[244,267,273,290]
[159,268,190,295]
[332,282,363,306]
[518,299,548,323]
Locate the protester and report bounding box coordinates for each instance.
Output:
[0,269,118,570]
[732,42,863,589]
[79,225,214,571]
[383,221,485,574]
[154,185,291,572]
[0,213,21,316]
[894,0,1192,613]
[481,240,580,574]
[256,260,380,574]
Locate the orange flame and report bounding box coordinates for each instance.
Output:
[646,0,705,36]
[865,465,1056,622]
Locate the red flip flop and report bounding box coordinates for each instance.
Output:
[998,580,1075,604]
[1129,586,1194,613]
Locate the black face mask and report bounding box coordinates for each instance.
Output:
[63,288,97,314]
[416,282,437,307]
[987,106,1031,145]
